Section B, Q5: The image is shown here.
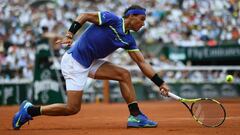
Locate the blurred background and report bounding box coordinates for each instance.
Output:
[0,0,240,105]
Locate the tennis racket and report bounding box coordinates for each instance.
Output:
[168,92,226,127]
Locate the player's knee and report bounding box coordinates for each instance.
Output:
[120,69,131,81]
[66,106,80,115]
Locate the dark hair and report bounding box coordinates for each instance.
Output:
[123,5,146,18]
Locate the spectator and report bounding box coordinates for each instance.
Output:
[39,9,57,33]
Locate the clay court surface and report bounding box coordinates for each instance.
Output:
[0,99,239,135]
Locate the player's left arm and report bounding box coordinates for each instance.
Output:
[128,51,170,95]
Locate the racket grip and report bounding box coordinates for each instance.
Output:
[168,92,181,100]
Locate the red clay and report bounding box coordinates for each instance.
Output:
[1,99,239,135]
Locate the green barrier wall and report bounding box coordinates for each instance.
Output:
[134,83,240,100]
[0,82,32,105]
[0,82,239,105]
[99,82,240,102]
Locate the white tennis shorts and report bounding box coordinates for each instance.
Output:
[61,53,105,91]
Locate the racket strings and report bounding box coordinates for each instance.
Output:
[191,100,225,127]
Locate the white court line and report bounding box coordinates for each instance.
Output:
[159,116,240,121]
[226,116,240,120]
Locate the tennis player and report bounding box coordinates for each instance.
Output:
[12,5,169,129]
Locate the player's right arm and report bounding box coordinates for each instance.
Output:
[57,11,118,46]
[66,13,100,38]
[56,12,100,46]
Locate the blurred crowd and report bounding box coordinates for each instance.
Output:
[0,0,240,81]
[143,0,240,47]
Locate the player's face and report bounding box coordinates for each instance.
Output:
[130,15,146,32]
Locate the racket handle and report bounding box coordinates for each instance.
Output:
[168,92,181,100]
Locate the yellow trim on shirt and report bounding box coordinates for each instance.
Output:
[126,49,140,52]
[109,25,129,45]
[122,18,128,34]
[122,19,125,33]
[98,12,102,25]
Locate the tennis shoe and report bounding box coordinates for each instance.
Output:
[12,100,33,130]
[127,113,158,128]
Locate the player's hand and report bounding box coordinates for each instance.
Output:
[159,83,170,96]
[55,37,73,47]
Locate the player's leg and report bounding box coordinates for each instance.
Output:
[89,60,157,128]
[40,91,83,116]
[12,53,88,129]
[89,61,136,104]
[12,91,83,129]
[39,53,87,116]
